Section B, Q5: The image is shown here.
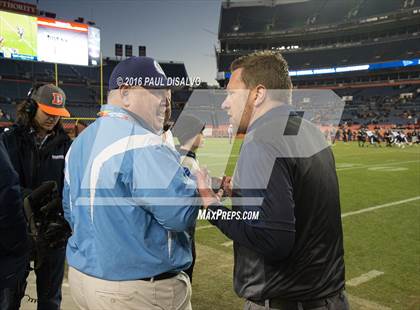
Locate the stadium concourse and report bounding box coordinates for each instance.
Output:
[0,0,419,309]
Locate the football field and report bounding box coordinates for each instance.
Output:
[0,10,37,58]
[19,139,420,310]
[192,139,420,310]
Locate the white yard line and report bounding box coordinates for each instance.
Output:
[347,294,391,310]
[196,224,214,231]
[346,270,384,287]
[217,196,420,247]
[336,159,420,171]
[342,196,420,218]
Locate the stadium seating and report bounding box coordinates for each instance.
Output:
[287,37,420,69]
[66,104,100,119]
[336,85,419,125]
[0,79,32,101]
[314,0,360,25]
[219,0,416,35]
[356,0,403,19]
[218,36,420,71]
[1,70,417,127]
[0,59,20,77]
[220,1,330,33]
[0,57,193,123]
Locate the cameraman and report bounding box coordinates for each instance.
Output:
[1,84,72,310]
[0,139,29,310]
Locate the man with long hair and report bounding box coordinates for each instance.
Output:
[1,84,72,310]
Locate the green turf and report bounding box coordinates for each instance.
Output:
[192,139,420,310]
[0,10,37,58]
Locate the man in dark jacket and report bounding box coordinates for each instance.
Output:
[0,138,29,310]
[197,51,348,310]
[1,84,72,310]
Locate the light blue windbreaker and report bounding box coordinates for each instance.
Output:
[63,104,198,281]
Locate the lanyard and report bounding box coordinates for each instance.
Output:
[98,110,162,135]
[97,110,130,121]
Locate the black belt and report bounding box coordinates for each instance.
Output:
[251,291,345,310]
[139,272,179,282]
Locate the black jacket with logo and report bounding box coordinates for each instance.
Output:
[208,106,345,301]
[1,124,71,197]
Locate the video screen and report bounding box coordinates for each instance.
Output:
[88,26,100,66]
[0,10,37,60]
[37,17,89,66]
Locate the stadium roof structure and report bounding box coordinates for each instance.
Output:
[222,0,310,8]
[219,0,419,33]
[216,0,420,87]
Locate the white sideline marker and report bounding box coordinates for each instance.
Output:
[347,293,391,310]
[346,270,384,287]
[218,197,420,247]
[341,196,420,218]
[222,241,233,247]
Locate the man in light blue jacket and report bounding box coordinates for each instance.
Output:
[63,56,199,310]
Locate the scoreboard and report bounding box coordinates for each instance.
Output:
[0,9,100,66]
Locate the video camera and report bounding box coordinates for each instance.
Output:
[23,181,71,267]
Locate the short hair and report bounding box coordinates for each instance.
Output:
[230,51,292,102]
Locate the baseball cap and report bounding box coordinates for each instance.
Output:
[109,56,170,90]
[172,114,206,145]
[31,84,70,117]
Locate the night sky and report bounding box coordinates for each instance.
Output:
[29,0,222,84]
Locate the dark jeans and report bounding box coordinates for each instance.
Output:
[34,247,66,310]
[0,267,28,310]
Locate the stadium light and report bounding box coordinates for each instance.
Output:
[139,46,146,57]
[115,44,123,57]
[45,12,56,19]
[125,45,133,57]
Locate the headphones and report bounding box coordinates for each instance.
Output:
[26,83,43,119]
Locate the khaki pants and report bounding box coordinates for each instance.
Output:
[68,267,192,310]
